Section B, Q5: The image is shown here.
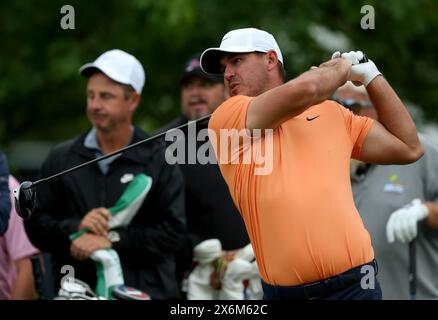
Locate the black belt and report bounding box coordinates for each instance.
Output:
[262,259,378,300]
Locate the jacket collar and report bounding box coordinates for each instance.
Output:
[72,126,164,164]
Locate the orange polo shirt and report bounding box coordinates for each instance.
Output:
[208,95,375,286]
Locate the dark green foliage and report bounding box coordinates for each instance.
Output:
[1,0,437,172]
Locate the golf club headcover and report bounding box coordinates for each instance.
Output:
[220,244,262,300]
[234,243,255,261]
[187,239,222,300]
[192,238,222,264]
[67,174,152,299]
[90,249,125,299]
[187,263,217,300]
[58,277,88,297]
[218,258,253,300]
[111,285,151,300]
[246,261,263,300]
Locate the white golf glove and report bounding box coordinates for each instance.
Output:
[386,199,429,244]
[332,50,381,87]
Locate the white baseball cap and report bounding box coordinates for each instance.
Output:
[200,28,283,75]
[79,49,145,94]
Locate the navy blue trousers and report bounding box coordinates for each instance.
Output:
[262,260,382,300]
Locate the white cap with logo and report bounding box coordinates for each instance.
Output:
[79,49,145,94]
[200,28,283,75]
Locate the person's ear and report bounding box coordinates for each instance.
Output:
[129,93,141,112]
[266,50,279,72]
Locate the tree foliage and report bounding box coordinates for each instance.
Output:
[1,0,437,174]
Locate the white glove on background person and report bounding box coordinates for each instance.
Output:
[332,50,382,87]
[386,199,429,244]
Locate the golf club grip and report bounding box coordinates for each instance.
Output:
[359,53,368,63]
[409,240,416,299]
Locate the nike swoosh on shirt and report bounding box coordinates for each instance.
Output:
[306,115,320,121]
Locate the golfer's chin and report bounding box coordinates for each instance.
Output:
[229,86,250,97]
[229,87,240,97]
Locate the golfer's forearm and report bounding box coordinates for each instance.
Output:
[248,60,349,129]
[367,77,423,158]
[283,61,350,112]
[425,202,438,229]
[302,62,350,104]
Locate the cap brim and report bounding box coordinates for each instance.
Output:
[78,61,143,94]
[201,47,255,75]
[79,63,100,77]
[180,68,223,85]
[78,63,135,91]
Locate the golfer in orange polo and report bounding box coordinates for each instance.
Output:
[200,28,423,300]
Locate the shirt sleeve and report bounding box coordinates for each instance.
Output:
[209,95,253,132]
[0,152,11,235]
[336,103,374,159]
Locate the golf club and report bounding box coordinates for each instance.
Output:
[13,114,211,220]
[408,239,416,300]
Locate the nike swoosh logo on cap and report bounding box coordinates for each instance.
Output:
[222,35,232,42]
[306,116,320,121]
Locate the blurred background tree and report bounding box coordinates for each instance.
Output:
[1,0,437,180]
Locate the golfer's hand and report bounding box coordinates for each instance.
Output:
[70,233,112,261]
[79,207,111,237]
[332,50,381,87]
[386,199,429,244]
[311,57,352,81]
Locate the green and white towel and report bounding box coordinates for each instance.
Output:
[69,173,153,298]
[90,249,124,299]
[107,173,153,229]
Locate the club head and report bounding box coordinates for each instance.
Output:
[12,181,36,220]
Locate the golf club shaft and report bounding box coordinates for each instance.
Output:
[29,114,212,188]
[25,56,371,190]
[409,240,416,300]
